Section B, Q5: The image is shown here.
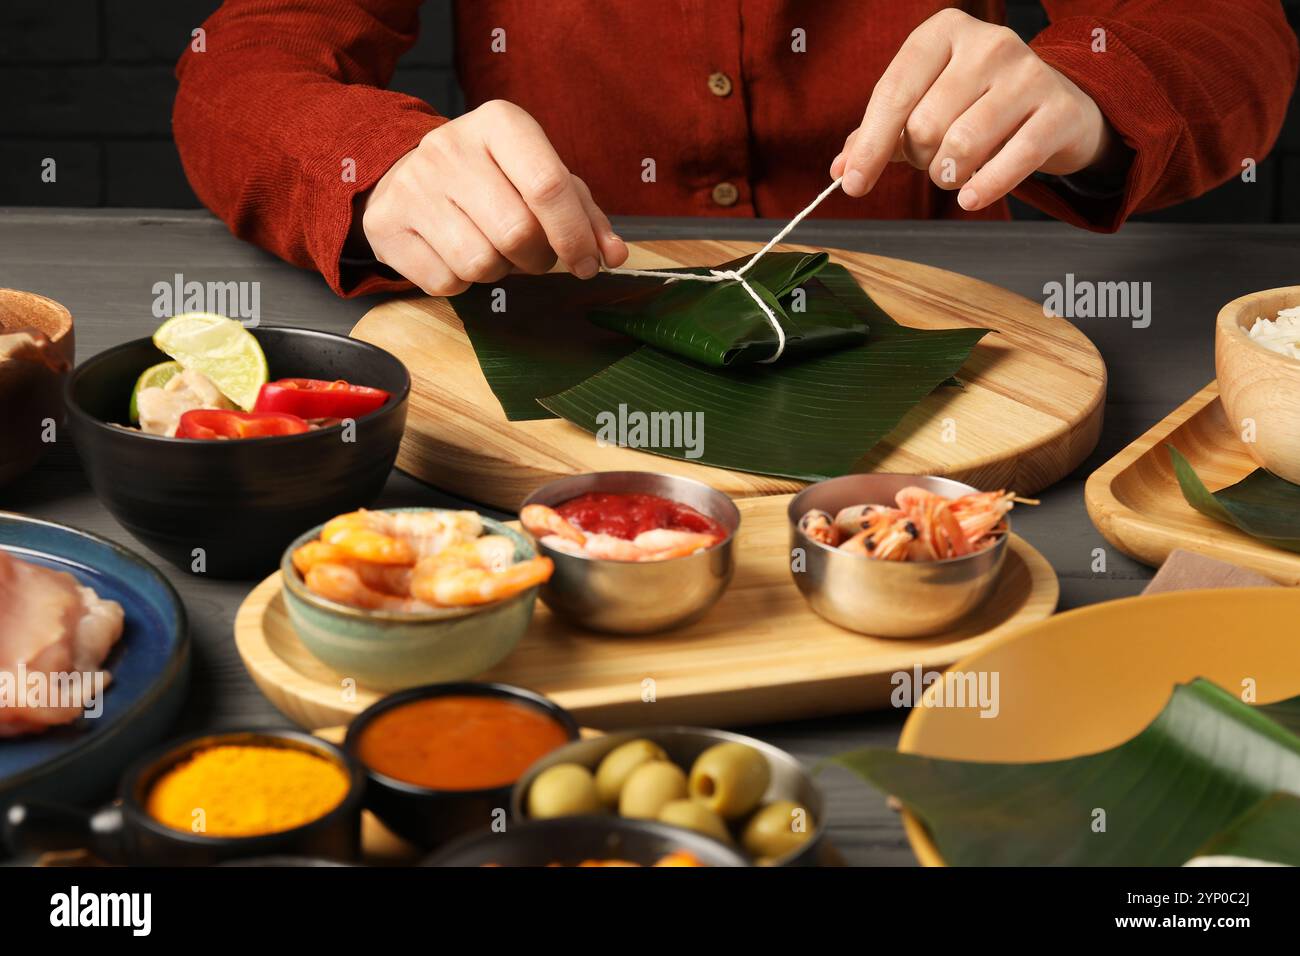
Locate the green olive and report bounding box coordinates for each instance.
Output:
[657,799,732,844]
[594,739,668,806]
[618,761,687,819]
[688,743,771,819]
[741,800,816,860]
[527,763,601,819]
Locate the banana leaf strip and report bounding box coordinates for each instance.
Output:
[831,679,1300,866]
[1169,445,1300,553]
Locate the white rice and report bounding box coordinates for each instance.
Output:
[1247,306,1300,360]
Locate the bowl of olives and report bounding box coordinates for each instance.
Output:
[510,727,824,866]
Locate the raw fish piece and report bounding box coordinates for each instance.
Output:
[0,551,124,736]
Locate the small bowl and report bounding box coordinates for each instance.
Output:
[0,289,74,488]
[281,510,540,689]
[520,471,739,634]
[3,730,365,866]
[788,474,1008,638]
[425,816,750,867]
[345,682,580,850]
[1216,286,1300,483]
[65,326,409,578]
[510,726,825,866]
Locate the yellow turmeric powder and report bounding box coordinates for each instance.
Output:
[146,744,350,837]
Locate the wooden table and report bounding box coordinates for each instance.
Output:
[6,207,1300,866]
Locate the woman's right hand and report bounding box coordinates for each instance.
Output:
[357,100,628,296]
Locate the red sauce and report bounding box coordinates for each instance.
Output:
[356,695,570,790]
[556,492,727,540]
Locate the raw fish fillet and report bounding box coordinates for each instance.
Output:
[0,550,125,737]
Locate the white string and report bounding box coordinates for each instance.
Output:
[602,176,845,364]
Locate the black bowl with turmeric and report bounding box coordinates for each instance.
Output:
[3,729,367,866]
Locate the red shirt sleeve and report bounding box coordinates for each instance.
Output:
[1015,0,1299,231]
[174,0,445,297]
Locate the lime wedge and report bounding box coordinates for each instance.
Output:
[152,313,268,411]
[128,360,183,422]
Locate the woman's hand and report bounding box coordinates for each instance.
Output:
[831,8,1122,211]
[357,100,628,296]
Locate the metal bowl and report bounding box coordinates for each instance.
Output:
[520,472,739,634]
[509,726,825,866]
[788,474,1008,638]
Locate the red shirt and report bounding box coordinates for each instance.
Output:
[174,0,1297,297]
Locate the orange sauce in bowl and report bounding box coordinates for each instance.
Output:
[355,695,571,790]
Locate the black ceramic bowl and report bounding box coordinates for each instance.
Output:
[2,730,366,866]
[65,326,409,578]
[424,817,750,867]
[344,682,580,851]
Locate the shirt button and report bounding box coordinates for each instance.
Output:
[711,182,739,207]
[707,72,733,97]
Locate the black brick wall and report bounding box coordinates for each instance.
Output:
[1,0,1297,222]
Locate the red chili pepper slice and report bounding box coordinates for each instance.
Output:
[176,409,311,440]
[253,378,390,419]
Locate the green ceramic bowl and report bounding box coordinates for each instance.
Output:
[279,510,539,690]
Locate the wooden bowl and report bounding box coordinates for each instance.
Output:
[1216,286,1300,482]
[0,290,74,487]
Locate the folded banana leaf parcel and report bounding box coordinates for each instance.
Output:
[448,252,989,481]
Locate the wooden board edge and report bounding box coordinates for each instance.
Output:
[1083,382,1221,568]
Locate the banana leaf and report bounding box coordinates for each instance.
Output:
[1187,793,1300,865]
[1169,446,1300,553]
[589,252,866,366]
[540,265,986,480]
[831,679,1300,866]
[449,254,988,478]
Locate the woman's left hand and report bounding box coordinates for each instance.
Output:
[831,8,1121,211]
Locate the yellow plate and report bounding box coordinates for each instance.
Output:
[897,586,1300,865]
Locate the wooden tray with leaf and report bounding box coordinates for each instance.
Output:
[352,240,1106,510]
[1086,382,1300,583]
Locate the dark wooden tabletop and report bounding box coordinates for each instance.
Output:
[5,207,1299,866]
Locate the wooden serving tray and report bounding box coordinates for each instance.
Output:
[1085,381,1300,583]
[351,240,1107,509]
[234,495,1058,730]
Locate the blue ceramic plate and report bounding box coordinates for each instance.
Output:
[0,512,189,805]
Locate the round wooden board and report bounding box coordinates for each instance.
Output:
[351,240,1106,510]
[234,495,1059,731]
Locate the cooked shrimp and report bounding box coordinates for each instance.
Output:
[798,509,839,546]
[410,551,554,607]
[305,563,424,612]
[832,504,893,540]
[320,509,480,561]
[292,540,348,576]
[631,529,719,560]
[473,534,518,572]
[581,533,650,561]
[802,485,1030,562]
[520,504,586,546]
[950,490,1016,543]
